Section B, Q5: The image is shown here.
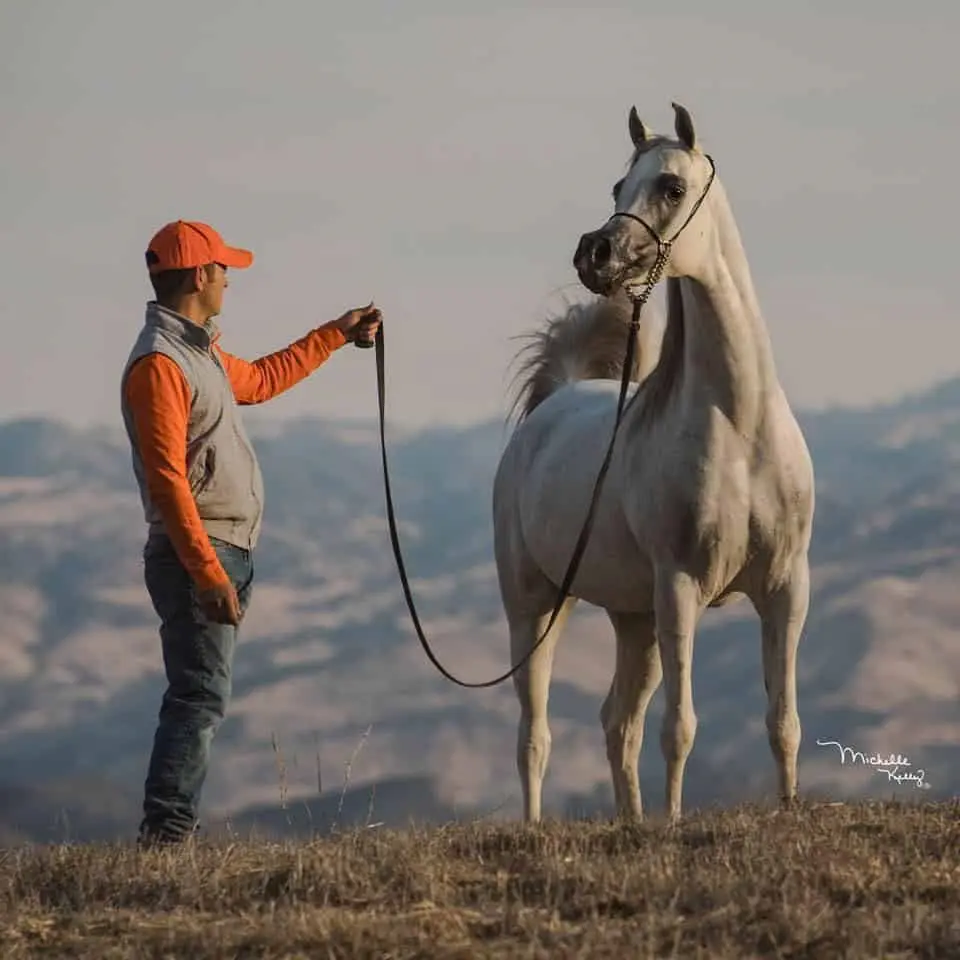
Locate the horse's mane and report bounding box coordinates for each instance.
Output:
[507,283,685,425]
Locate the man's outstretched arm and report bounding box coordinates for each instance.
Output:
[215,303,381,405]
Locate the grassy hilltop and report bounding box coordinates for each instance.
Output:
[2,800,958,958]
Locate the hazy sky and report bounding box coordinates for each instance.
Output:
[2,0,958,431]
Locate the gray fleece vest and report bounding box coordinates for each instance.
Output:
[120,302,266,551]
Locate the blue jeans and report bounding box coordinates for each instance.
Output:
[139,533,254,842]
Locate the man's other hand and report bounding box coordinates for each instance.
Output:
[198,581,241,626]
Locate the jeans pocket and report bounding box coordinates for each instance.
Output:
[210,539,253,591]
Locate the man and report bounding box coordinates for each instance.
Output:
[120,219,381,846]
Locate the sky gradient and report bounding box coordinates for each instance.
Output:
[3,0,958,430]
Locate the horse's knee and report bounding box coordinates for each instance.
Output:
[766,707,800,755]
[661,702,697,758]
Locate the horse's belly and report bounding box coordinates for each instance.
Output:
[513,383,654,611]
[525,523,655,612]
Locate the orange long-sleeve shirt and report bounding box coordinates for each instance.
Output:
[125,324,347,590]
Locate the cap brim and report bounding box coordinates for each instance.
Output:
[219,245,254,269]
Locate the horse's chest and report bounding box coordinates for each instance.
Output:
[629,436,758,579]
[674,470,749,557]
[641,446,807,593]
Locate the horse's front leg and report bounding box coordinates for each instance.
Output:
[654,568,703,821]
[754,554,810,806]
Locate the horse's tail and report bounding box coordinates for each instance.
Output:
[509,291,653,422]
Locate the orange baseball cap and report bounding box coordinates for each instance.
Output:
[145,220,254,274]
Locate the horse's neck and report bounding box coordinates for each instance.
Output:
[676,183,778,436]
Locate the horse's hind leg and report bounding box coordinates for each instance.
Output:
[508,598,576,823]
[600,610,662,820]
[493,449,576,823]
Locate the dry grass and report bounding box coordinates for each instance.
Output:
[1,800,958,958]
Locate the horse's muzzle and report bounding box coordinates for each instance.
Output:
[573,230,617,294]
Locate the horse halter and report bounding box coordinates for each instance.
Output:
[606,153,717,315]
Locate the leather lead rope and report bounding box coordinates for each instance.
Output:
[373,290,645,688]
[372,156,715,688]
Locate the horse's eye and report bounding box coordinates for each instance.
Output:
[666,182,686,204]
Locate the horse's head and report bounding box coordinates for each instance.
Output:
[574,102,716,297]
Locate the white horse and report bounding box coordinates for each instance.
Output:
[492,102,814,822]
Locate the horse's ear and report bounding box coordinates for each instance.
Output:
[671,101,698,152]
[628,106,652,150]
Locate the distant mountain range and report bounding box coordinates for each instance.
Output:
[1,373,959,843]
